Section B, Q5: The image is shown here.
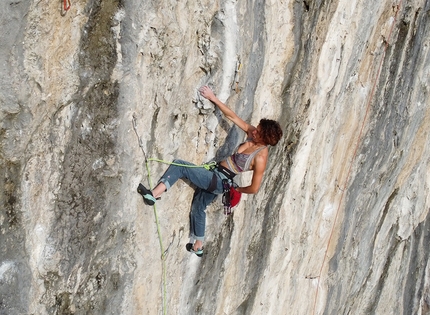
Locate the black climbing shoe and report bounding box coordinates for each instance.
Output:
[137,183,156,205]
[186,243,203,257]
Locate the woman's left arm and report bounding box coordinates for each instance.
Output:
[199,86,256,134]
[236,153,267,194]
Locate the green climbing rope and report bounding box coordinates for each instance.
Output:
[143,159,168,315]
[147,158,217,170]
[132,115,167,314]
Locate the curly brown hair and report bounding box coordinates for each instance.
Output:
[259,119,283,146]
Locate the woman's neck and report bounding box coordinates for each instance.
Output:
[251,139,266,146]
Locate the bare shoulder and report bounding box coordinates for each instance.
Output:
[252,147,269,170]
[257,146,269,159]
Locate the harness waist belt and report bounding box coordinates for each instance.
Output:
[216,164,236,179]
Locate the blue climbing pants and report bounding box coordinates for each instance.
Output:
[158,159,227,241]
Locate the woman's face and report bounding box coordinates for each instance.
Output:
[252,125,264,144]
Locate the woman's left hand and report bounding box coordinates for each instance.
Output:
[198,85,251,134]
[199,86,216,101]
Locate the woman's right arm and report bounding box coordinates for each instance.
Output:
[199,86,256,135]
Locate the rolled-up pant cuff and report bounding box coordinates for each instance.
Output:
[158,178,171,190]
[190,233,204,242]
[194,235,205,242]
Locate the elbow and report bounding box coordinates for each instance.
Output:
[239,184,260,194]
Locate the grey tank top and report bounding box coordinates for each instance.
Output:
[225,142,266,174]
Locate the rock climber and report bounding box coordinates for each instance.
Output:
[137,85,283,257]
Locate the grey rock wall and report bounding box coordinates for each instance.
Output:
[0,0,429,314]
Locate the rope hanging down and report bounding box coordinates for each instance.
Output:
[132,114,168,315]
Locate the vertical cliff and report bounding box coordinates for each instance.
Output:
[0,0,429,314]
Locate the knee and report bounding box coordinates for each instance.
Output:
[173,159,191,167]
[191,204,207,218]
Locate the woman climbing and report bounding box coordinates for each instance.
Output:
[137,85,283,257]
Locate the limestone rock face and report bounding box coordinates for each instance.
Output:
[1,0,429,314]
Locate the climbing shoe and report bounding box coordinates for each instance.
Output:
[137,183,156,205]
[186,243,203,257]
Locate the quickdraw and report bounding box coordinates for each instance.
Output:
[61,0,71,15]
[64,0,71,10]
[222,179,233,215]
[222,179,241,215]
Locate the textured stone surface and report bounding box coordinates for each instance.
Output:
[1,0,429,314]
